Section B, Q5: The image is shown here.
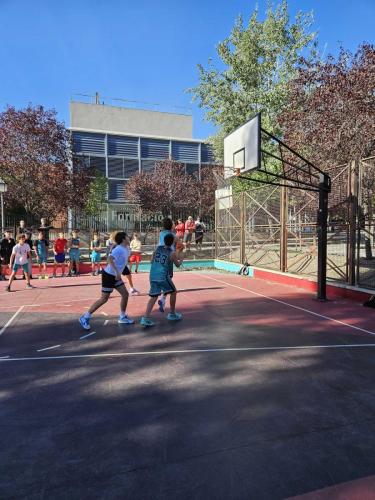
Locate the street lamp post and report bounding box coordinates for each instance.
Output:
[0,179,8,235]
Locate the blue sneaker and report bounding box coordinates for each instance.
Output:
[167,312,182,321]
[79,315,91,330]
[140,317,155,327]
[158,296,165,313]
[118,314,135,325]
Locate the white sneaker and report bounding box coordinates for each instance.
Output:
[118,314,135,325]
[130,288,140,295]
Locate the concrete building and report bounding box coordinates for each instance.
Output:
[70,100,216,229]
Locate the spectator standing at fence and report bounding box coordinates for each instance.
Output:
[39,218,52,246]
[68,230,81,277]
[175,219,185,241]
[17,220,28,235]
[194,217,205,250]
[34,231,48,279]
[183,216,195,249]
[0,231,15,281]
[90,232,103,276]
[106,232,115,260]
[129,233,142,273]
[53,232,68,278]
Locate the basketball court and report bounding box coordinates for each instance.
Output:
[1,114,374,499]
[1,269,375,499]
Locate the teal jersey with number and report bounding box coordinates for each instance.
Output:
[150,245,173,282]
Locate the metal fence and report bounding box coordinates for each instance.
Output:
[215,157,375,290]
[3,211,216,263]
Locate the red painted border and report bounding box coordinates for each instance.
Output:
[253,268,373,303]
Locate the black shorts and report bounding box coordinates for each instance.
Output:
[102,270,124,294]
[122,265,131,276]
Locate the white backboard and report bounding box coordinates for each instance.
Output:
[215,186,233,209]
[224,114,261,179]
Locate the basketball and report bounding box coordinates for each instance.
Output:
[176,241,184,252]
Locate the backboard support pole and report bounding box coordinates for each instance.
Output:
[317,174,330,301]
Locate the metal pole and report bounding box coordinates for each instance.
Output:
[317,174,330,300]
[348,160,358,285]
[280,186,288,272]
[240,191,245,263]
[1,193,4,234]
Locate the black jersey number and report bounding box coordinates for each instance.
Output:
[154,252,167,265]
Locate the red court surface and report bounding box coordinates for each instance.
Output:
[1,271,375,499]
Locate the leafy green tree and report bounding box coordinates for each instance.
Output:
[189,0,318,163]
[84,171,108,218]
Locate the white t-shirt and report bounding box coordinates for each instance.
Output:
[130,239,142,252]
[12,243,30,265]
[105,245,130,277]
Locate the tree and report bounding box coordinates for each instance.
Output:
[126,160,197,218]
[83,171,109,218]
[279,44,375,169]
[189,0,318,162]
[0,105,91,220]
[126,160,220,219]
[196,165,222,216]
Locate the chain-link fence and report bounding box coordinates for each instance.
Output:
[215,157,375,290]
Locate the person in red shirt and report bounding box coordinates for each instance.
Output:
[183,216,196,249]
[175,219,185,241]
[53,232,68,278]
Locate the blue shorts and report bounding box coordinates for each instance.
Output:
[37,252,47,264]
[13,263,29,273]
[149,277,176,297]
[69,249,80,263]
[91,251,101,263]
[55,253,65,264]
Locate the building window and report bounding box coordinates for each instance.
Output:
[108,179,127,202]
[72,132,105,155]
[107,135,138,157]
[141,159,156,173]
[141,138,169,159]
[172,141,199,163]
[186,163,200,179]
[108,157,124,178]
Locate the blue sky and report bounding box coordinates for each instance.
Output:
[0,0,373,139]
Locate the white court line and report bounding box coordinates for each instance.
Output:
[104,320,109,326]
[37,345,61,352]
[0,355,10,359]
[0,306,24,336]
[1,343,375,363]
[0,286,218,310]
[203,275,375,337]
[101,312,108,316]
[80,331,96,340]
[0,297,94,310]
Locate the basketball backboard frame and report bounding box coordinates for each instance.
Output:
[220,111,331,301]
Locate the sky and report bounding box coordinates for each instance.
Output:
[0,0,373,139]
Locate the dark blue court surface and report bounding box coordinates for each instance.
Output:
[1,271,375,499]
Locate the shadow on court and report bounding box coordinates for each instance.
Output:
[1,275,375,499]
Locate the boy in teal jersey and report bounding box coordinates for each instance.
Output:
[157,217,177,312]
[140,233,184,327]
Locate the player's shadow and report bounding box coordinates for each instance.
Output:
[2,293,375,498]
